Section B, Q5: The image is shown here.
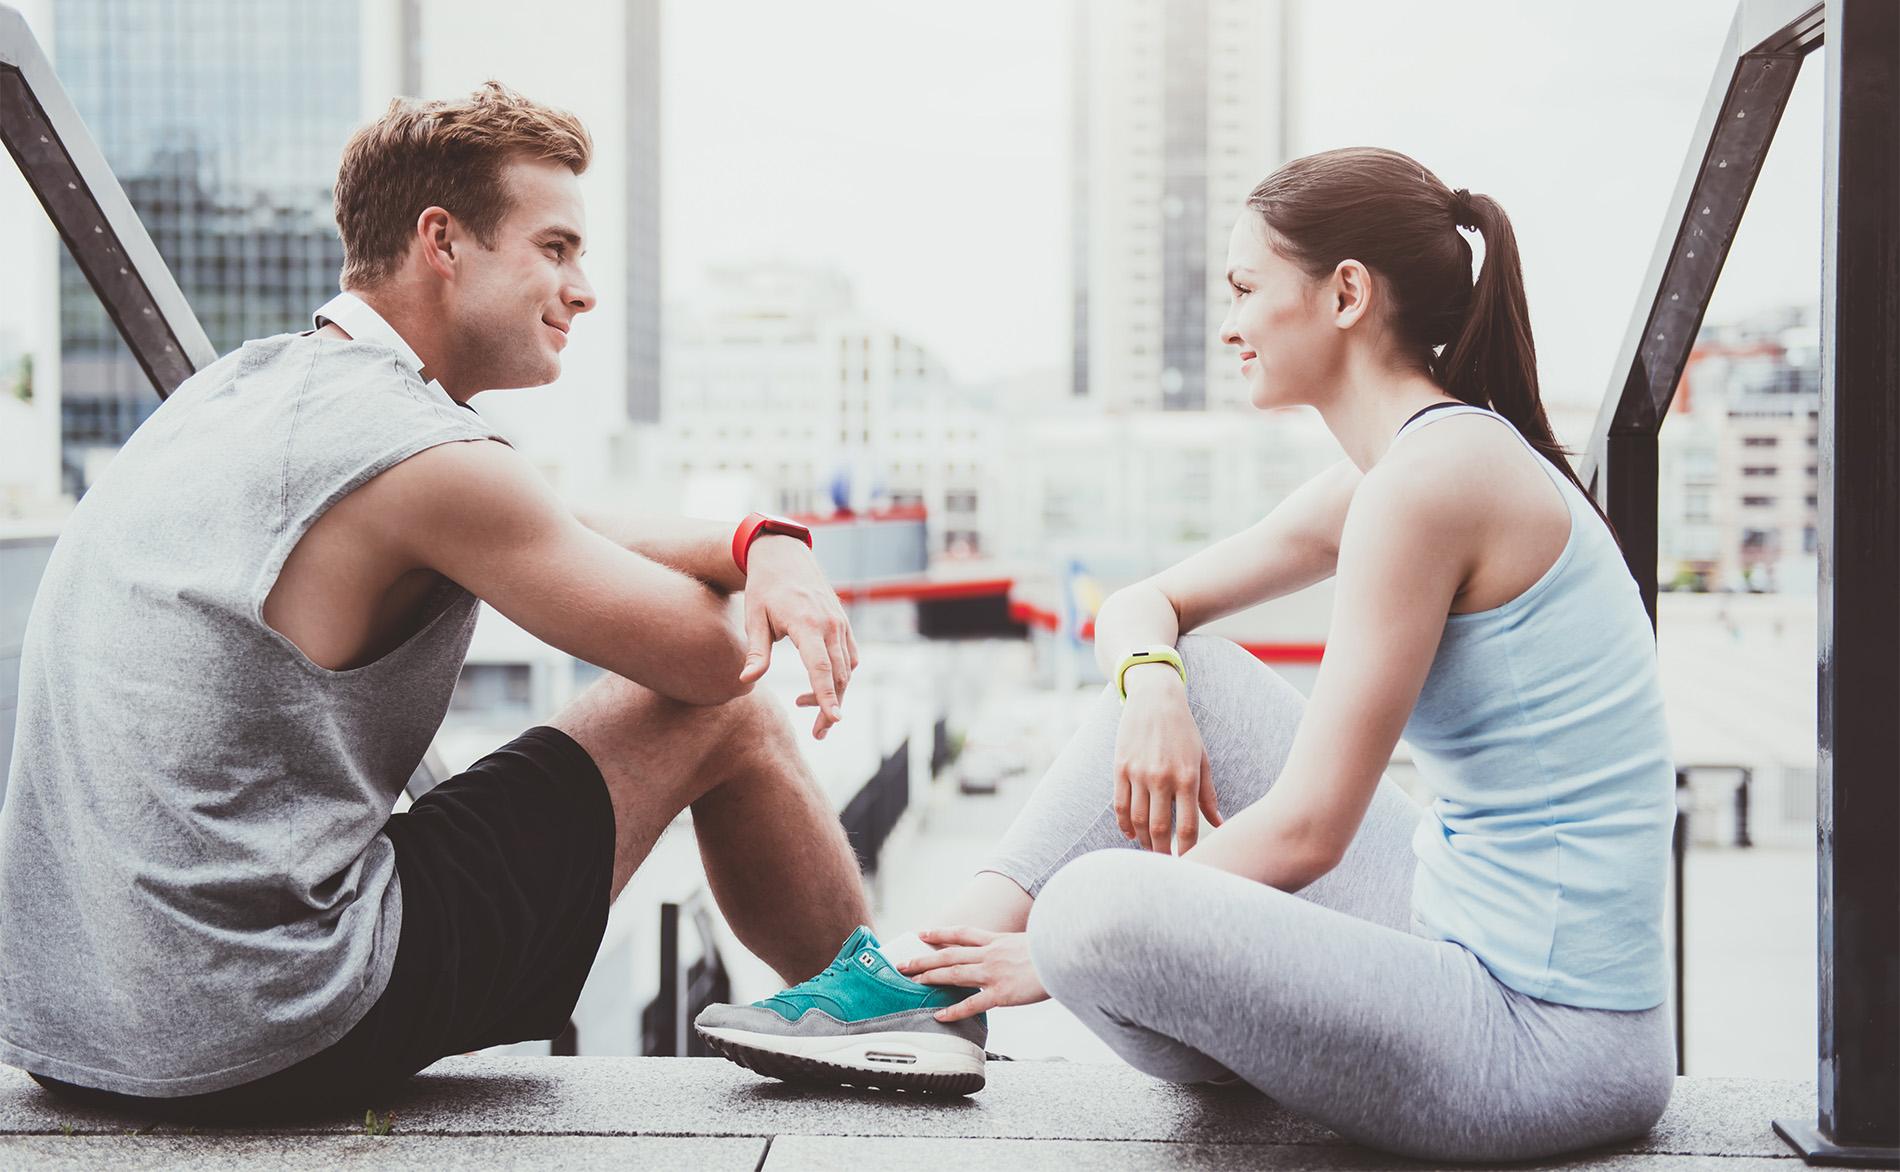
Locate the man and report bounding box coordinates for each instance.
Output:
[0,81,870,1119]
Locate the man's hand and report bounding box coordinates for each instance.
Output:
[740,535,859,738]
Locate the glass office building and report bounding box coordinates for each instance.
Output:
[53,0,364,495]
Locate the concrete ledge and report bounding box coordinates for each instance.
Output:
[766,1137,1808,1172]
[0,1135,765,1171]
[0,1057,1812,1169]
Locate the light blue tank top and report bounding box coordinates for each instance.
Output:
[1398,404,1675,1011]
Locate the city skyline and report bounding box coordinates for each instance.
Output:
[4,2,1829,406]
[663,0,1824,403]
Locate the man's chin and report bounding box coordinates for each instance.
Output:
[499,358,562,390]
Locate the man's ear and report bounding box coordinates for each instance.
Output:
[416,206,457,281]
[1331,259,1372,330]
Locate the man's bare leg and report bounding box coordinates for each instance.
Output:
[545,672,868,984]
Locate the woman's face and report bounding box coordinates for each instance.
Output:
[1218,211,1341,412]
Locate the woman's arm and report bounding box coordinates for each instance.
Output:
[1093,457,1361,677]
[1184,453,1477,888]
[1090,458,1365,853]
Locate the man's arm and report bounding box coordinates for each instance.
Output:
[571,506,749,595]
[573,503,860,739]
[364,439,752,706]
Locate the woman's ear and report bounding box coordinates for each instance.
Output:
[1331,259,1372,330]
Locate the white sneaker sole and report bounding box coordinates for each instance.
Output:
[696,1025,986,1094]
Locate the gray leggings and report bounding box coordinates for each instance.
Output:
[982,634,1676,1164]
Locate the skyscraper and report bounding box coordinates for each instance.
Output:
[1071,0,1290,413]
[52,0,389,495]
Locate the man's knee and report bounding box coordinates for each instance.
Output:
[687,686,812,799]
[718,685,796,748]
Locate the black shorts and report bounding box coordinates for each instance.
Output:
[31,726,615,1123]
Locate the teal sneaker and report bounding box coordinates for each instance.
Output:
[694,925,988,1095]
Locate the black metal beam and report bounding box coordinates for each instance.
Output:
[0,4,214,398]
[1773,0,1900,1164]
[1581,0,1820,599]
[1607,430,1662,629]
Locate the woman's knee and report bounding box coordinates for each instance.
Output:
[1174,634,1303,723]
[1174,632,1255,678]
[1026,850,1166,1000]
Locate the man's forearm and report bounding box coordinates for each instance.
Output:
[574,507,748,594]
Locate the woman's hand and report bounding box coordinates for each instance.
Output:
[1115,666,1222,854]
[894,927,1047,1023]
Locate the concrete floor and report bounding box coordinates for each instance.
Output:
[0,1056,1818,1170]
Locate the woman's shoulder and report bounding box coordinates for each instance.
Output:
[1377,411,1556,502]
[1367,411,1515,504]
[1357,412,1566,552]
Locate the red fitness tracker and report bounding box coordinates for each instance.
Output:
[731,512,814,574]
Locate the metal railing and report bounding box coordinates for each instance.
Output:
[1579,0,1896,1161]
[840,739,911,875]
[642,892,732,1059]
[0,5,213,398]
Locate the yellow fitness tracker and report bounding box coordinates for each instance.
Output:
[1116,646,1186,701]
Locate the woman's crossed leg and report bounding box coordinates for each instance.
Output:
[958,632,1423,936]
[1028,847,1673,1162]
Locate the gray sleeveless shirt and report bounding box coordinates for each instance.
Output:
[0,328,508,1095]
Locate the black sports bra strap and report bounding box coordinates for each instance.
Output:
[1397,401,1476,437]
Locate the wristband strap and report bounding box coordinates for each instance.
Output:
[731,512,814,575]
[1116,646,1186,702]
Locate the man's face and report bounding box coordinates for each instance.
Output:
[447,157,597,391]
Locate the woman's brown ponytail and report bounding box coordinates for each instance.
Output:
[1247,150,1615,541]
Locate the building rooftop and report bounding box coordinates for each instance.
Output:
[0,1056,1810,1169]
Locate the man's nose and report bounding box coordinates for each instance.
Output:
[566,271,598,314]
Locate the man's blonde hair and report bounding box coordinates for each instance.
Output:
[334,80,592,288]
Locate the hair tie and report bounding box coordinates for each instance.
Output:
[1450,188,1479,231]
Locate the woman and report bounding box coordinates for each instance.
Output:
[699,147,1678,1164]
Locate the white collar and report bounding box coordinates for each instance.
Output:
[312,291,427,376]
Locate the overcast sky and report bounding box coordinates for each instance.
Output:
[662,0,1824,405]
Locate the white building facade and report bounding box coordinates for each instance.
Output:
[1660,314,1820,592]
[650,266,997,560]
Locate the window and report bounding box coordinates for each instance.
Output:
[1742,495,1775,508]
[451,663,532,715]
[1742,466,1778,478]
[1742,436,1778,448]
